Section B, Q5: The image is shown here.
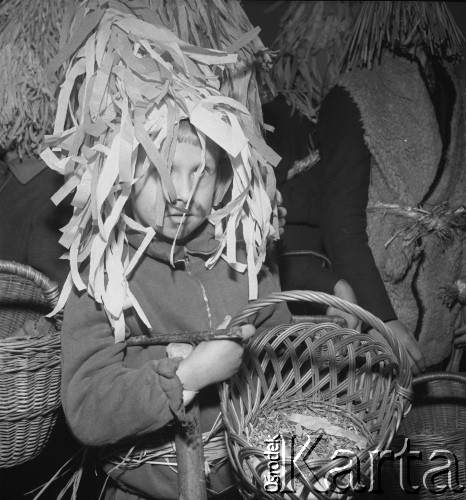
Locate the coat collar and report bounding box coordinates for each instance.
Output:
[127,221,220,264]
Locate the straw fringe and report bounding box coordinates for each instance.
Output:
[104,433,227,471]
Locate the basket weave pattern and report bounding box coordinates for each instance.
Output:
[390,372,465,499]
[221,291,412,500]
[0,260,61,468]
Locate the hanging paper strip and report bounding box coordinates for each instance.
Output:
[41,1,281,342]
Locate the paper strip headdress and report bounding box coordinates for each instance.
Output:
[40,0,281,342]
[1,0,274,157]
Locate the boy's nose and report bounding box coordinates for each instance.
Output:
[172,173,193,204]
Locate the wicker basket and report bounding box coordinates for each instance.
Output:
[388,372,465,499]
[221,290,413,500]
[0,260,62,468]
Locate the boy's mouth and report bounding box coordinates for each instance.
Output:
[168,212,192,218]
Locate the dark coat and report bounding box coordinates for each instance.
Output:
[61,223,290,499]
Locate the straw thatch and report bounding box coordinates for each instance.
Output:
[273,1,357,122]
[273,1,465,123]
[0,0,275,158]
[0,0,72,157]
[343,1,465,70]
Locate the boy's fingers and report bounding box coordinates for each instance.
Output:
[240,324,255,341]
[167,342,194,359]
[216,316,254,342]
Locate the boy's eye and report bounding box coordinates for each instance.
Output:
[200,166,214,177]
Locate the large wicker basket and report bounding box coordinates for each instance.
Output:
[221,290,413,500]
[0,260,62,468]
[389,371,465,499]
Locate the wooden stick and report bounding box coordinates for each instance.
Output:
[126,327,244,346]
[167,343,207,500]
[126,316,347,347]
[174,398,207,500]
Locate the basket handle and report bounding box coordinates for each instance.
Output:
[413,372,466,385]
[0,260,60,313]
[230,290,412,379]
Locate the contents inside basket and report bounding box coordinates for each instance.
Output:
[8,316,54,338]
[242,398,373,496]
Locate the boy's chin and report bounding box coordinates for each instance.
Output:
[155,220,205,242]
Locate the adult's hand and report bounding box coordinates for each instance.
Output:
[327,279,361,331]
[277,205,287,236]
[176,316,255,392]
[275,190,287,236]
[454,324,466,346]
[370,319,426,374]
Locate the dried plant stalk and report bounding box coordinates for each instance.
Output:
[343,1,465,70]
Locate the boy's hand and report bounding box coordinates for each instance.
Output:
[176,316,255,392]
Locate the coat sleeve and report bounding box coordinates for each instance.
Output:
[317,86,397,322]
[60,287,185,447]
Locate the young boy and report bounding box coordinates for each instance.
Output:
[41,3,290,499]
[60,120,288,499]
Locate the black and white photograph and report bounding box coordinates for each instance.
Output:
[0,1,465,499]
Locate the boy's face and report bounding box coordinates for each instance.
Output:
[131,141,222,241]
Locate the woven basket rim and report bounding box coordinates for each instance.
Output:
[229,290,413,391]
